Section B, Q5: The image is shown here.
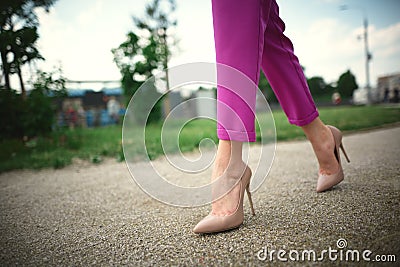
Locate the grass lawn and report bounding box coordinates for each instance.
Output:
[1,105,399,173]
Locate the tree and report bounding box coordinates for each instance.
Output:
[0,0,56,94]
[307,76,327,96]
[112,0,177,124]
[258,71,278,103]
[25,68,66,136]
[336,70,358,98]
[0,68,66,140]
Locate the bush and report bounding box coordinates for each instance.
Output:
[25,87,55,137]
[0,87,56,140]
[0,88,27,140]
[0,69,66,140]
[53,156,70,169]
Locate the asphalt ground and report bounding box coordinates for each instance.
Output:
[0,126,399,266]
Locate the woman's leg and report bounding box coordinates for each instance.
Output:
[260,0,339,175]
[212,0,265,142]
[209,0,340,218]
[260,0,318,126]
[210,140,246,215]
[301,118,339,175]
[209,0,265,214]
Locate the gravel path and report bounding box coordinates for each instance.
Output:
[0,127,399,266]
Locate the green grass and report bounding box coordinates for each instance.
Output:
[1,105,399,173]
[271,105,400,141]
[0,127,123,172]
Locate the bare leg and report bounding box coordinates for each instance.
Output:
[212,117,338,217]
[210,140,246,216]
[301,118,339,175]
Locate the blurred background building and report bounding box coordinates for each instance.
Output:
[377,73,400,103]
[58,87,125,128]
[58,85,217,128]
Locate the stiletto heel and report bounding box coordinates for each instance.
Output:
[316,125,350,192]
[339,143,350,163]
[193,165,254,234]
[246,184,255,216]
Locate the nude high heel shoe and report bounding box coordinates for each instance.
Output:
[193,166,255,234]
[316,125,350,193]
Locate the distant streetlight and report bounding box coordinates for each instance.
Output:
[339,4,372,103]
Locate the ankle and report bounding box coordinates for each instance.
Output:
[306,125,332,149]
[214,159,246,179]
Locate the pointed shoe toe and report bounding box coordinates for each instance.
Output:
[193,215,216,234]
[193,213,243,234]
[316,168,344,193]
[193,216,208,234]
[193,166,254,234]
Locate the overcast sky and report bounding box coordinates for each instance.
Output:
[26,0,400,90]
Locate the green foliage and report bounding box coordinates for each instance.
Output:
[1,106,399,172]
[112,0,177,124]
[33,68,66,93]
[337,70,358,97]
[0,125,122,172]
[0,87,26,139]
[24,86,54,136]
[0,69,66,140]
[258,71,278,103]
[257,105,400,141]
[53,156,70,169]
[307,76,329,96]
[63,130,82,150]
[259,72,334,103]
[90,155,102,164]
[14,27,42,67]
[129,80,163,125]
[0,0,57,91]
[26,69,66,137]
[259,68,359,104]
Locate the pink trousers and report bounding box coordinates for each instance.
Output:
[212,0,319,142]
